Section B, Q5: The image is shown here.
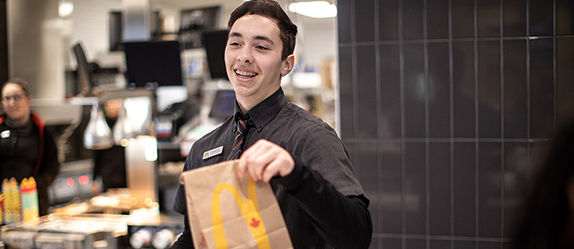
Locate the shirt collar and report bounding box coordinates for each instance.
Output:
[233,88,287,131]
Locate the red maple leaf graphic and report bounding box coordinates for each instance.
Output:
[250,218,261,228]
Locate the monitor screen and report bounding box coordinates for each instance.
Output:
[123,40,183,88]
[209,89,235,120]
[201,30,228,80]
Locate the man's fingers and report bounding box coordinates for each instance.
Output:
[237,140,266,178]
[247,145,274,181]
[237,139,294,182]
[237,152,249,178]
[262,158,282,182]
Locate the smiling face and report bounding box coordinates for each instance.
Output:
[225,14,294,112]
[1,83,31,123]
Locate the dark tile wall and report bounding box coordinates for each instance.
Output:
[337,0,574,248]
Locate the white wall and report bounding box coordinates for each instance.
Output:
[68,0,122,67]
[8,0,65,103]
[295,18,336,72]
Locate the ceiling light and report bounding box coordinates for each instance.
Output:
[288,1,337,19]
[58,1,74,18]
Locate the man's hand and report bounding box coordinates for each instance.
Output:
[237,139,294,182]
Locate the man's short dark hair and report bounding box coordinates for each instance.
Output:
[228,0,298,60]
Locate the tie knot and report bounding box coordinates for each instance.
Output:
[237,119,249,135]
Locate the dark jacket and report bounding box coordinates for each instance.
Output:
[0,113,60,215]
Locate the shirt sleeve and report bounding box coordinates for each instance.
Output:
[275,158,372,249]
[274,123,372,248]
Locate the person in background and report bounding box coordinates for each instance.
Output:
[0,78,60,215]
[91,98,127,194]
[170,0,372,248]
[512,119,574,249]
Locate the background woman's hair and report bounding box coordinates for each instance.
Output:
[2,78,31,97]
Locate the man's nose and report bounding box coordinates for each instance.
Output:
[237,49,254,63]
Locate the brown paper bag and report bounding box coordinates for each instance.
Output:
[181,160,293,249]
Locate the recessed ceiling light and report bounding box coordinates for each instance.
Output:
[58,1,74,18]
[288,1,337,19]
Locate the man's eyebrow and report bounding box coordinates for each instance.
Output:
[253,35,274,44]
[228,32,275,45]
[229,32,242,38]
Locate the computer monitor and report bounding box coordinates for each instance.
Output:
[209,89,235,120]
[123,40,183,88]
[201,30,228,80]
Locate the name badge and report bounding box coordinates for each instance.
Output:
[1,130,10,139]
[203,146,223,160]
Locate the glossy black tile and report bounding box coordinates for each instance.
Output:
[427,0,448,39]
[503,0,527,36]
[478,40,501,138]
[369,238,379,249]
[355,0,375,42]
[381,141,403,234]
[429,142,451,236]
[452,0,475,38]
[529,38,554,139]
[336,0,574,245]
[428,42,451,138]
[479,242,501,249]
[478,0,501,37]
[349,142,378,197]
[529,0,553,36]
[503,40,528,138]
[406,239,426,249]
[430,240,451,249]
[503,143,528,238]
[338,46,354,138]
[556,38,574,125]
[405,142,426,235]
[478,142,502,238]
[453,41,476,138]
[380,44,402,138]
[403,0,424,40]
[453,142,476,237]
[382,238,402,249]
[379,0,399,41]
[454,241,476,249]
[356,45,378,138]
[529,141,551,170]
[337,0,352,43]
[557,0,574,35]
[404,43,426,138]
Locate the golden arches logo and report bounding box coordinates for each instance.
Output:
[211,179,271,249]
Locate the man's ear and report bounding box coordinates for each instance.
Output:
[280,54,295,77]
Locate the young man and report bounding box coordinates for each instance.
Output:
[170,0,372,248]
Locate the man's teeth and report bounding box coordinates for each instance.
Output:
[235,70,258,77]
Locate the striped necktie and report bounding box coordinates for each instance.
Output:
[227,119,249,160]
